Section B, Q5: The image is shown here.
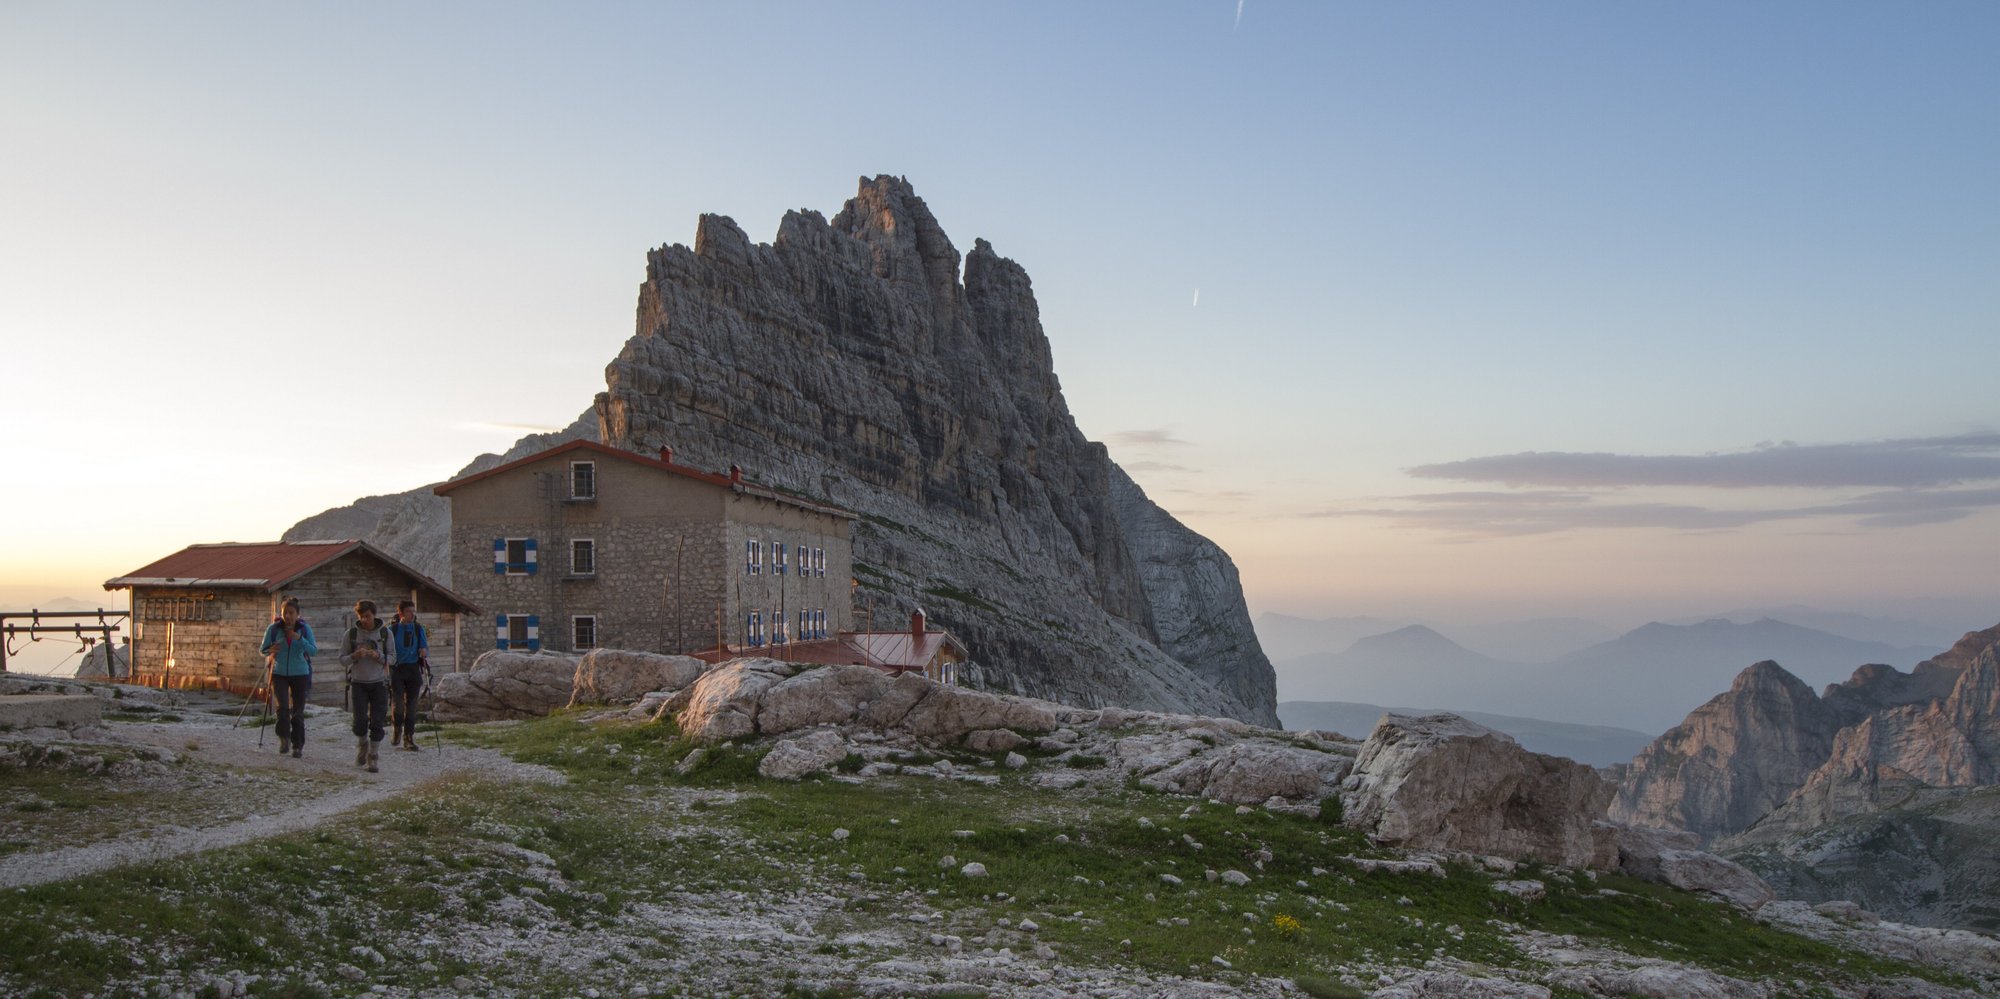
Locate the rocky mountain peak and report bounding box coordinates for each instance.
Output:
[596,175,1278,724]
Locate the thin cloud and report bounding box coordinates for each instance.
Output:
[1409,433,2000,490]
[1312,485,2000,537]
[1109,429,1191,448]
[1123,460,1195,474]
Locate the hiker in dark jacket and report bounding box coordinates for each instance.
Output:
[387,599,428,751]
[340,600,393,773]
[259,597,316,758]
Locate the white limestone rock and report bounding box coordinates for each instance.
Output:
[430,650,583,722]
[757,729,850,780]
[569,648,711,707]
[1341,713,1618,869]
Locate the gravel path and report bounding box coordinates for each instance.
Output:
[0,698,560,890]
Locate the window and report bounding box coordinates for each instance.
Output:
[570,461,597,500]
[494,538,538,575]
[775,541,788,575]
[572,615,597,650]
[799,609,809,640]
[571,538,595,576]
[747,610,763,647]
[817,608,827,639]
[773,614,788,644]
[746,539,761,575]
[814,547,825,577]
[495,613,540,651]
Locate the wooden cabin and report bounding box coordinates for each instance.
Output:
[104,540,477,703]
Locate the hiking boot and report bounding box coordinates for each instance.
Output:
[355,737,369,767]
[291,745,302,759]
[277,736,290,755]
[366,740,381,773]
[403,734,421,751]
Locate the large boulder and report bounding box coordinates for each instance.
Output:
[1342,713,1617,869]
[1655,849,1775,910]
[430,650,582,722]
[1142,740,1349,804]
[756,664,894,736]
[757,728,851,780]
[895,681,1064,741]
[570,648,710,707]
[675,659,799,741]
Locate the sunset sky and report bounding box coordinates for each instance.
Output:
[4,2,1997,657]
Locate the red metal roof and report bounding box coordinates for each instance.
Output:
[103,540,479,613]
[687,630,965,673]
[432,439,856,520]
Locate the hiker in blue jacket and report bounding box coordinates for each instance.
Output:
[387,599,429,751]
[259,596,317,758]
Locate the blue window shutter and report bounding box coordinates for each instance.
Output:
[526,614,540,652]
[524,538,539,575]
[493,539,506,574]
[494,614,507,649]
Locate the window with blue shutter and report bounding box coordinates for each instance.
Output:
[500,614,540,651]
[776,542,787,575]
[501,538,537,575]
[746,539,760,575]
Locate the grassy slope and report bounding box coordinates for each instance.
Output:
[0,713,1967,998]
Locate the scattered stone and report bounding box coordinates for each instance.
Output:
[1492,880,1547,902]
[831,828,850,842]
[1220,870,1251,886]
[1160,874,1183,886]
[961,862,988,878]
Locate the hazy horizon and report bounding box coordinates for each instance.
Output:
[5,4,1997,656]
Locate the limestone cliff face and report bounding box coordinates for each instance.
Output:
[1610,661,1839,841]
[1736,643,2000,841]
[591,176,1277,724]
[1614,625,2000,848]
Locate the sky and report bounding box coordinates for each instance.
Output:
[4,2,1998,668]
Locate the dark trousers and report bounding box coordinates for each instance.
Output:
[273,674,311,747]
[390,664,424,741]
[350,680,388,742]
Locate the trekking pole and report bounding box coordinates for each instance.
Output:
[422,662,442,758]
[255,660,274,747]
[237,657,274,743]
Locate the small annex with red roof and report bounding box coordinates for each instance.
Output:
[104,539,476,700]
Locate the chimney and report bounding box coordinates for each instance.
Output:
[911,607,926,642]
[729,464,743,485]
[659,445,674,465]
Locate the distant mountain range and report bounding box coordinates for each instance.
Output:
[1269,615,1950,733]
[1278,699,1653,768]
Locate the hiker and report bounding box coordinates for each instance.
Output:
[387,599,429,751]
[340,599,394,773]
[259,596,317,758]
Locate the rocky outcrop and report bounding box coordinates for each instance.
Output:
[592,177,1277,725]
[431,650,583,722]
[1729,784,2000,933]
[1612,626,2000,931]
[1342,713,1618,869]
[1610,661,1842,842]
[1139,739,1351,805]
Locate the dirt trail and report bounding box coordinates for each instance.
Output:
[0,698,559,890]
